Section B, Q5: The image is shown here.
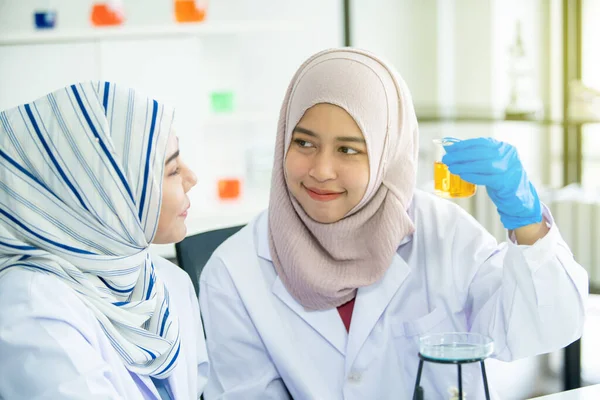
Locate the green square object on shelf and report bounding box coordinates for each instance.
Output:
[210,91,235,113]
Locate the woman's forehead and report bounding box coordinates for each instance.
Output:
[165,131,178,154]
[298,104,363,136]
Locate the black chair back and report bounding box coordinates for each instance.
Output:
[175,225,245,295]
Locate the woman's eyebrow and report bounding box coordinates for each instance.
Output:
[294,126,318,137]
[295,126,365,144]
[336,136,366,144]
[165,150,180,165]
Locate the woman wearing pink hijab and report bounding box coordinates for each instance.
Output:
[199,48,587,399]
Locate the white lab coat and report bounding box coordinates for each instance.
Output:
[0,256,209,400]
[199,190,588,400]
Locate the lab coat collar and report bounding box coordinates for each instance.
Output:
[130,373,161,400]
[345,252,411,371]
[131,350,188,399]
[272,277,348,356]
[270,249,411,364]
[165,361,186,400]
[267,216,412,361]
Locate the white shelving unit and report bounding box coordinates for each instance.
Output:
[203,111,274,126]
[0,0,343,260]
[1,22,281,261]
[0,20,301,45]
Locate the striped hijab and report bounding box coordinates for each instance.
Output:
[0,82,180,378]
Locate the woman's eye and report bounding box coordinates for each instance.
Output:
[294,139,314,148]
[168,168,181,177]
[340,146,359,155]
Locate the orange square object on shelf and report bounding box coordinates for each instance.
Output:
[175,0,206,23]
[218,179,241,200]
[91,4,124,26]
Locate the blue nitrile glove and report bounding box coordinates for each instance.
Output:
[441,137,543,230]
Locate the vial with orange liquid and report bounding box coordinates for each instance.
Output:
[90,1,124,27]
[174,0,207,23]
[217,178,241,200]
[433,139,476,199]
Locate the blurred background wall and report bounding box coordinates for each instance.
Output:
[1,0,599,397]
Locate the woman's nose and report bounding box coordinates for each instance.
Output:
[309,154,336,182]
[183,167,197,192]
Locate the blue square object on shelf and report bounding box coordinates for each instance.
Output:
[34,11,57,29]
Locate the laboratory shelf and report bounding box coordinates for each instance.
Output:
[0,20,301,46]
[203,112,274,126]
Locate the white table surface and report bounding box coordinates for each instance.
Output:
[530,385,600,399]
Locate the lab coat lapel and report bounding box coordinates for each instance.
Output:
[345,252,410,371]
[133,374,161,400]
[272,276,347,356]
[224,220,337,399]
[165,360,186,400]
[132,358,187,400]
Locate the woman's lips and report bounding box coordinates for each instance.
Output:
[179,204,190,217]
[304,185,344,202]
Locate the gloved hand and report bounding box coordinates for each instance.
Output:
[441,137,543,230]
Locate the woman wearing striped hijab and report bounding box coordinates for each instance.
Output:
[0,82,208,399]
[199,48,587,399]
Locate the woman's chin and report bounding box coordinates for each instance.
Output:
[152,224,188,245]
[172,225,188,244]
[306,209,343,224]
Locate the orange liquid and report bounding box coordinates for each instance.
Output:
[175,0,206,22]
[218,179,241,200]
[433,161,476,198]
[90,4,124,26]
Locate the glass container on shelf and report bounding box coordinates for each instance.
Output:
[245,132,274,191]
[203,38,241,116]
[210,91,235,113]
[568,80,600,121]
[91,1,125,27]
[174,0,208,23]
[212,131,245,202]
[505,20,543,120]
[34,1,57,29]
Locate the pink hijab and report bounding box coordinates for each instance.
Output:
[268,48,419,310]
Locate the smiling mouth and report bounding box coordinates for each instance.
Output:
[303,185,344,202]
[179,204,190,217]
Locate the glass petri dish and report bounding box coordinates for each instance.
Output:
[419,332,494,362]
